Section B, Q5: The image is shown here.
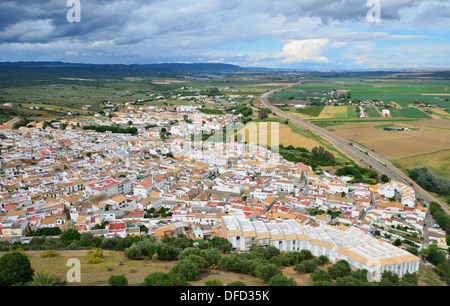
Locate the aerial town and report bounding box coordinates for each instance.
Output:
[2,103,445,282]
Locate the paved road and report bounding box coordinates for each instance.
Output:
[260,82,449,215]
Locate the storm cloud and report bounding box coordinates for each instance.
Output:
[0,0,448,68]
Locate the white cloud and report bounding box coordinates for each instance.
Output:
[354,55,369,65]
[331,32,428,42]
[275,39,330,63]
[331,42,348,48]
[0,19,54,42]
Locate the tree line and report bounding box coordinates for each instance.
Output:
[278,145,336,171]
[409,167,450,197]
[82,125,138,135]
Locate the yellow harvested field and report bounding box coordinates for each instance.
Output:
[237,122,322,150]
[411,118,450,129]
[430,109,450,116]
[389,101,401,107]
[317,106,348,119]
[428,109,450,120]
[330,120,450,159]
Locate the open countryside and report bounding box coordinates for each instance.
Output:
[0,64,449,290]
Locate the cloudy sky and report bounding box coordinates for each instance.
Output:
[0,0,449,69]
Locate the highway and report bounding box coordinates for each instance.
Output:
[260,82,449,216]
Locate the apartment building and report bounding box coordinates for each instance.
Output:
[218,214,420,280]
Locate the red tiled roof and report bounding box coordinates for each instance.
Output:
[109,222,126,230]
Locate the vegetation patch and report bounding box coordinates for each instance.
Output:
[296,105,325,117]
[334,165,379,185]
[408,168,450,198]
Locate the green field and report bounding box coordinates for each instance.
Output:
[351,86,448,94]
[272,91,327,99]
[347,106,358,118]
[296,105,325,117]
[388,108,431,118]
[365,107,380,117]
[288,77,450,109]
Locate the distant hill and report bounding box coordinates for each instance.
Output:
[0,61,246,87]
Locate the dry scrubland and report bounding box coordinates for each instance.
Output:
[11,250,445,286]
[12,250,321,286]
[17,250,268,286]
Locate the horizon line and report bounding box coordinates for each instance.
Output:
[1,60,449,72]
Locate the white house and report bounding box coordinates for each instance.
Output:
[133,177,154,198]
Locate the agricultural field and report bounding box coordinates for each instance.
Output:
[352,93,449,108]
[347,106,358,118]
[327,119,450,177]
[296,105,325,117]
[235,120,351,167]
[288,76,450,109]
[290,106,362,120]
[271,91,327,99]
[317,106,348,119]
[388,108,431,119]
[427,108,450,119]
[364,107,381,118]
[236,122,324,151]
[395,149,450,179]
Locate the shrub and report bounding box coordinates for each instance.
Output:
[312,280,334,286]
[0,251,35,286]
[311,270,332,283]
[302,260,318,273]
[283,252,304,266]
[31,271,59,286]
[170,259,200,281]
[40,250,57,258]
[426,244,447,266]
[293,263,306,273]
[317,255,330,265]
[300,249,313,260]
[108,274,128,286]
[335,276,367,286]
[227,281,246,286]
[268,274,297,286]
[254,263,280,283]
[379,271,399,286]
[205,279,223,286]
[124,244,142,259]
[328,260,351,279]
[60,229,81,245]
[87,248,104,264]
[398,273,418,286]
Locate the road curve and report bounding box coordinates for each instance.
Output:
[260,82,448,214]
